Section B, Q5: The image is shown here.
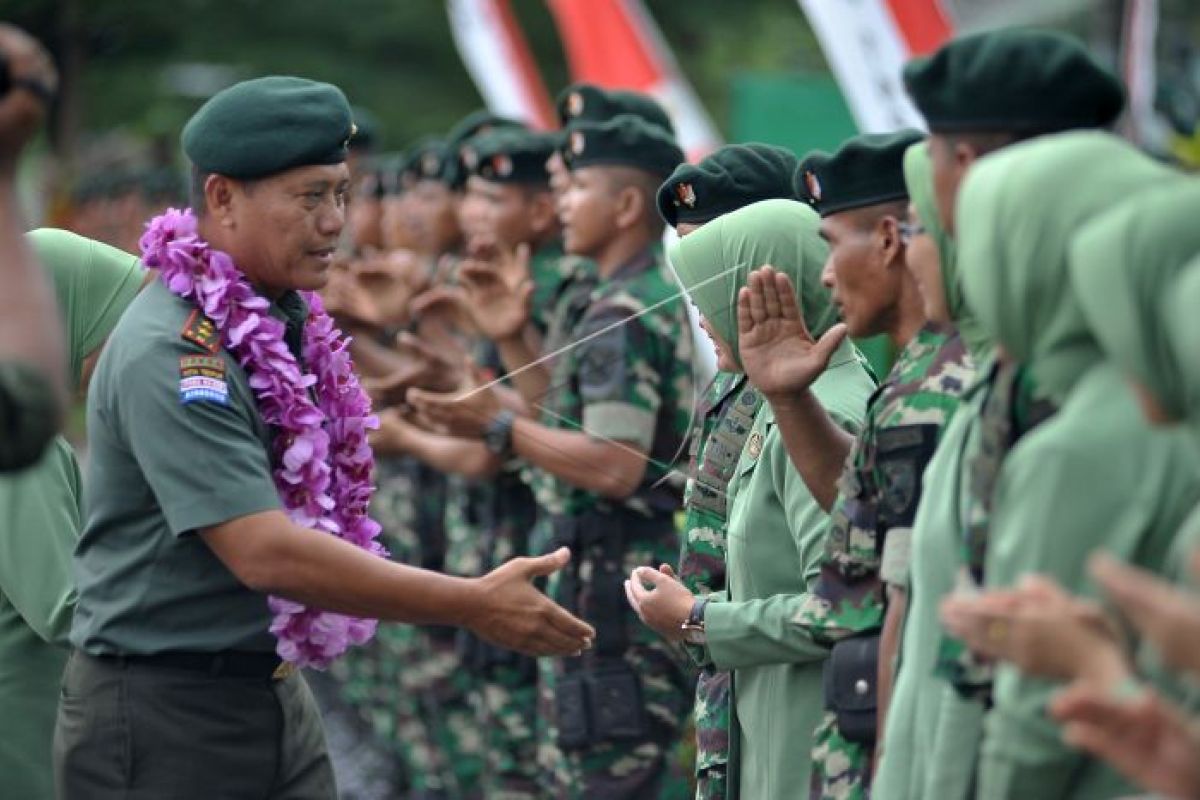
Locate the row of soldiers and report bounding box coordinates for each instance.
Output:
[316,24,1200,800]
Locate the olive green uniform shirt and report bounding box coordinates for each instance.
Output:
[70,281,285,656]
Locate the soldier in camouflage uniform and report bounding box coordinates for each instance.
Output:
[654,142,803,800]
[712,132,973,799]
[411,113,695,798]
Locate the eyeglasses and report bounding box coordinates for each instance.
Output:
[898,220,926,245]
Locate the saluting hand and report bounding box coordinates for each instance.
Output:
[471,547,596,657]
[737,266,847,399]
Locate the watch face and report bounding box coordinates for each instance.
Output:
[682,627,706,645]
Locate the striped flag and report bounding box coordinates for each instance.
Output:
[544,0,723,160]
[798,0,954,132]
[446,0,557,129]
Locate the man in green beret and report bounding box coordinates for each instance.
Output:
[410,113,693,798]
[0,23,67,473]
[53,75,594,800]
[649,140,800,800]
[868,29,1127,800]
[728,129,976,798]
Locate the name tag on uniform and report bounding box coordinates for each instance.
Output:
[179,355,229,406]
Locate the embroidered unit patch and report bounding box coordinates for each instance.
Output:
[179,355,229,405]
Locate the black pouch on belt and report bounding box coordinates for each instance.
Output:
[823,634,882,745]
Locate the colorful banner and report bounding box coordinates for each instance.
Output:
[446,0,557,129]
[798,0,954,132]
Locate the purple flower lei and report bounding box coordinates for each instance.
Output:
[140,208,385,669]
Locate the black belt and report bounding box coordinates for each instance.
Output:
[90,650,295,681]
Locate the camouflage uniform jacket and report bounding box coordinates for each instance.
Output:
[802,325,974,800]
[678,372,762,789]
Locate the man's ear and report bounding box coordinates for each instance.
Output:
[612,183,646,232]
[205,174,238,228]
[876,214,903,269]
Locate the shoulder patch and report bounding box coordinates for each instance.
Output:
[179,355,229,406]
[181,309,221,354]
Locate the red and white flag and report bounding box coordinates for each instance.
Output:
[446,0,557,129]
[798,0,954,132]
[544,0,723,160]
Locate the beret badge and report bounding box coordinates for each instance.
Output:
[674,182,697,208]
[804,170,823,202]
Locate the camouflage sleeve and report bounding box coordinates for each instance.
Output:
[574,306,663,451]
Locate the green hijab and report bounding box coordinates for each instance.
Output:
[956,131,1176,403]
[902,141,991,358]
[1071,180,1199,419]
[26,229,143,390]
[667,198,835,367]
[1164,258,1200,438]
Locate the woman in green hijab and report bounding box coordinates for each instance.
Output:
[626,199,875,798]
[938,132,1199,800]
[0,229,144,799]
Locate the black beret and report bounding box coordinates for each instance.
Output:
[561,114,684,179]
[463,129,556,185]
[796,130,924,217]
[656,143,799,227]
[182,76,355,179]
[904,28,1125,134]
[444,110,528,189]
[556,83,675,135]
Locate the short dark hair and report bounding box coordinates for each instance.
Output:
[189,164,258,215]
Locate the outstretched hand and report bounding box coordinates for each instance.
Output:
[471,547,596,656]
[736,266,847,398]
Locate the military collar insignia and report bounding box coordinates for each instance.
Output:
[804,170,822,202]
[567,91,585,117]
[675,182,697,208]
[747,431,764,460]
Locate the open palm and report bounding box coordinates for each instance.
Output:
[736,266,847,396]
[459,240,534,341]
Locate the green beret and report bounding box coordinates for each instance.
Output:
[796,130,924,217]
[904,29,1125,134]
[406,139,454,185]
[463,129,556,185]
[657,143,799,227]
[561,114,683,179]
[556,83,675,135]
[445,110,528,189]
[182,76,355,179]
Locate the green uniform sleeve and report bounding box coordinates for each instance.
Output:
[0,361,60,473]
[0,437,80,645]
[115,338,281,535]
[704,422,830,670]
[979,442,1134,800]
[575,309,661,451]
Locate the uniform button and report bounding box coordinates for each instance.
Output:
[854,679,870,696]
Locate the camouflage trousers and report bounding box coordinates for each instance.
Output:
[535,642,691,799]
[691,667,731,800]
[809,711,871,800]
[475,662,541,799]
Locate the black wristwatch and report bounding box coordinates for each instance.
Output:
[483,409,516,456]
[681,597,709,645]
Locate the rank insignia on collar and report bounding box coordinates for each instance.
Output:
[804,170,822,202]
[567,91,584,117]
[675,182,696,208]
[180,309,221,354]
[747,431,764,460]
